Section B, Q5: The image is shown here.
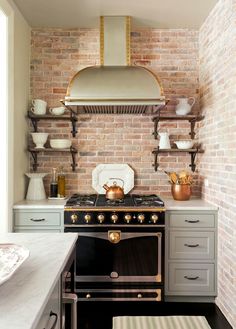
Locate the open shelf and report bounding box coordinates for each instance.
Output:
[28,110,78,137]
[152,147,204,172]
[28,146,78,172]
[152,114,204,139]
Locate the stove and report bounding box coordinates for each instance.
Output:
[65,194,165,225]
[64,194,165,302]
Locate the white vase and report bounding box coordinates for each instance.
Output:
[25,173,47,200]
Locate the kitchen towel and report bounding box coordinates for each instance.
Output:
[113,316,211,329]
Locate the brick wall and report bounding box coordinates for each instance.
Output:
[199,0,236,327]
[30,28,200,196]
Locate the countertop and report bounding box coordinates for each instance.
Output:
[13,197,218,211]
[0,233,78,329]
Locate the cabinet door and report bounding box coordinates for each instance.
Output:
[35,281,60,329]
[169,231,215,260]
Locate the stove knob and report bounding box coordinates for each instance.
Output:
[137,214,145,224]
[151,214,159,223]
[124,214,132,224]
[97,214,105,224]
[84,214,92,224]
[71,214,78,224]
[111,213,118,223]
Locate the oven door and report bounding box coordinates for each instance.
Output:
[65,229,163,284]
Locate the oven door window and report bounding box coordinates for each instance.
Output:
[75,232,162,282]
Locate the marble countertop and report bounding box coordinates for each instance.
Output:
[0,233,78,329]
[13,197,218,211]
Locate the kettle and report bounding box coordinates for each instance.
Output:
[103,178,125,200]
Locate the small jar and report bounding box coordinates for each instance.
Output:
[50,168,58,198]
[57,167,65,198]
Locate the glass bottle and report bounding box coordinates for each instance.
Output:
[57,166,65,198]
[50,167,58,198]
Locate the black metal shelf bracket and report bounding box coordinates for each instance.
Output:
[29,116,39,132]
[70,147,78,171]
[152,147,160,171]
[29,150,39,171]
[189,148,199,172]
[70,112,78,137]
[152,112,161,140]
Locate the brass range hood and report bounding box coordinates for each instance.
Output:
[65,16,166,114]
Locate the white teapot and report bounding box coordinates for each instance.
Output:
[175,97,195,115]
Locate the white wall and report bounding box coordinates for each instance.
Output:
[0,0,30,231]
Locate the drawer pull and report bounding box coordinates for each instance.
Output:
[185,219,200,223]
[184,243,199,248]
[30,218,46,222]
[184,275,199,280]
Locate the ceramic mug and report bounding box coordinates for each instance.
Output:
[49,106,66,116]
[31,99,47,115]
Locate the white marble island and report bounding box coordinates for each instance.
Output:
[0,233,78,329]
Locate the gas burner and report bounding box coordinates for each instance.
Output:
[66,194,97,206]
[106,198,125,206]
[133,194,165,207]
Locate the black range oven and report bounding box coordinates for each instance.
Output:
[64,194,165,302]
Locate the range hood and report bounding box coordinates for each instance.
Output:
[65,16,166,114]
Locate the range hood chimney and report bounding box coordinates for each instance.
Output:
[64,16,166,114]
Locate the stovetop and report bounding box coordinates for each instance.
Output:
[65,194,165,208]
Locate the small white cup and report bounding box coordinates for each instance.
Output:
[49,106,65,116]
[31,99,47,115]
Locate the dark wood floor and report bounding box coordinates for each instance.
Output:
[77,302,232,329]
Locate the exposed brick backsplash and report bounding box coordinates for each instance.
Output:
[30,28,200,197]
[199,0,236,327]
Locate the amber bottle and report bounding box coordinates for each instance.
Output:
[57,166,66,198]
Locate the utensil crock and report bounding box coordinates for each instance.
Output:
[171,184,191,201]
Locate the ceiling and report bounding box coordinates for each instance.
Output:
[12,0,218,29]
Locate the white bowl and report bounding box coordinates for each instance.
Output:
[174,140,194,149]
[31,133,48,149]
[50,139,72,149]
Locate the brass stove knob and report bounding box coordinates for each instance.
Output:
[71,214,78,224]
[111,213,118,223]
[84,214,92,223]
[137,293,143,298]
[137,214,145,224]
[124,214,132,224]
[151,214,159,223]
[97,214,105,224]
[86,293,91,299]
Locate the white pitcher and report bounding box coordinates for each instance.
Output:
[175,97,195,115]
[25,173,47,200]
[159,132,171,149]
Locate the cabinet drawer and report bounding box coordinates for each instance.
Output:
[14,211,61,226]
[169,212,216,228]
[169,231,215,260]
[168,263,215,295]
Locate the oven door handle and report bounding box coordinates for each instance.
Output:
[77,232,162,240]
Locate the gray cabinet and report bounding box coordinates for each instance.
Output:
[35,281,60,329]
[13,208,64,232]
[165,210,217,301]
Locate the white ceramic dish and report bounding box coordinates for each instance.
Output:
[0,244,29,285]
[174,140,194,149]
[92,164,134,194]
[50,139,72,149]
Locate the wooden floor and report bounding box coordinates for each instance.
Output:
[77,302,232,329]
